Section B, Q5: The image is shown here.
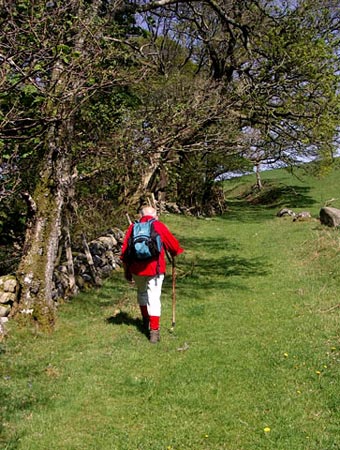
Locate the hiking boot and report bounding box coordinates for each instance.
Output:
[149,329,160,344]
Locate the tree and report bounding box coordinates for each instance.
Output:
[101,0,339,214]
[133,0,339,198]
[0,0,139,327]
[1,0,338,328]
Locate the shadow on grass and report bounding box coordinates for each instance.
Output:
[161,236,270,303]
[194,255,268,278]
[106,312,149,338]
[179,236,269,275]
[174,254,269,298]
[102,235,270,323]
[246,183,315,207]
[224,183,317,223]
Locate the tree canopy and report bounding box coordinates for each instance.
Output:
[0,0,339,327]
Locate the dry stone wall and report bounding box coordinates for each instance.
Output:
[53,227,124,300]
[0,228,125,337]
[0,275,18,335]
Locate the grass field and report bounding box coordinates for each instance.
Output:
[1,166,339,449]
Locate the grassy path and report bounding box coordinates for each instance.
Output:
[1,208,339,449]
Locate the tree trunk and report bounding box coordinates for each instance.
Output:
[128,147,164,205]
[63,211,78,297]
[255,163,263,190]
[16,121,73,329]
[14,8,84,328]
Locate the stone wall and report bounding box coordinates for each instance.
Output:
[0,228,124,337]
[53,227,124,300]
[0,275,18,336]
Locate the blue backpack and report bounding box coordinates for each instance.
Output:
[126,219,162,261]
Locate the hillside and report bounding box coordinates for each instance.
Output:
[223,163,340,218]
[1,166,339,450]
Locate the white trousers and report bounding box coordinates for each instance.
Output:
[132,274,164,317]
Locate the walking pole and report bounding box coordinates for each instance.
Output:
[165,248,176,332]
[170,255,176,332]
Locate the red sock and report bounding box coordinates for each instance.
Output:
[149,316,160,331]
[139,305,149,319]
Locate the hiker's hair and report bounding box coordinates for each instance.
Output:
[140,206,157,218]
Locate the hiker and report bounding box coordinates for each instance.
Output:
[121,206,183,343]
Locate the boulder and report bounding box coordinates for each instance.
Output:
[277,208,296,218]
[0,292,16,304]
[0,275,18,292]
[0,304,11,317]
[98,235,117,249]
[320,207,340,227]
[293,211,312,222]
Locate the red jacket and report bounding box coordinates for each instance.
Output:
[121,215,183,276]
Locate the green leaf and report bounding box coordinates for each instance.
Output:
[22,84,39,95]
[56,44,71,54]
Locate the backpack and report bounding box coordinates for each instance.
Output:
[126,219,162,262]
